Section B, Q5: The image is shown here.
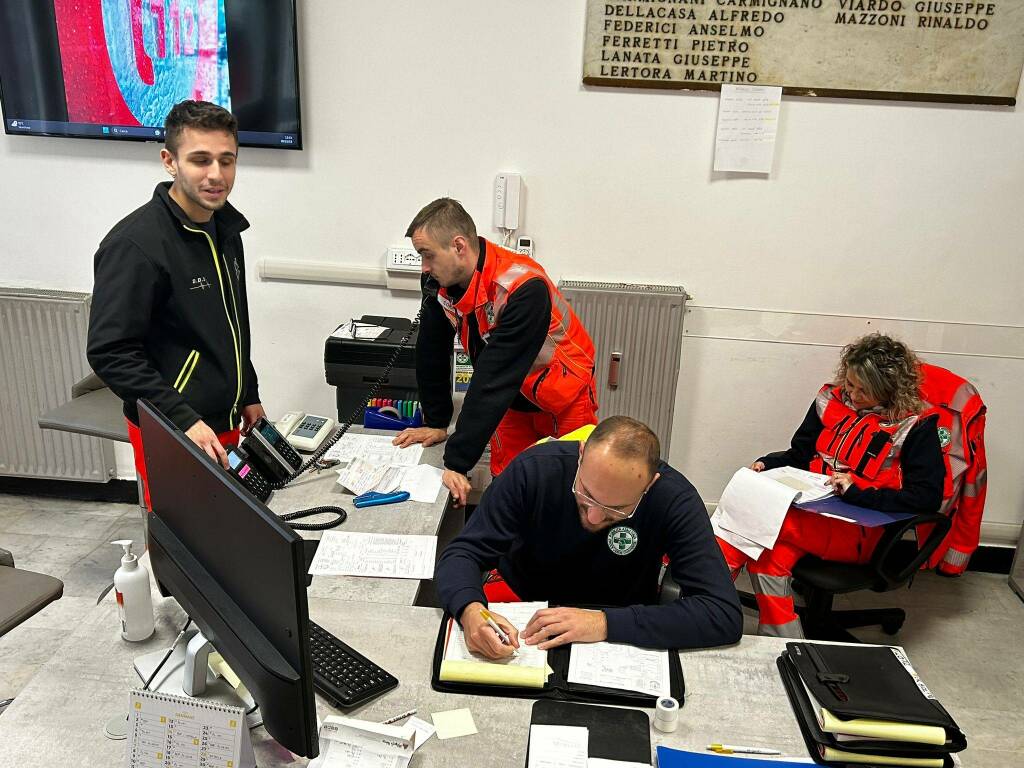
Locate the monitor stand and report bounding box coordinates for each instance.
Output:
[129,629,258,768]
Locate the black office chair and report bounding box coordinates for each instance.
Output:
[790,511,952,642]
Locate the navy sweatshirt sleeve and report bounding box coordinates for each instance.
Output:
[443,279,550,474]
[602,485,743,650]
[842,415,944,514]
[87,238,201,431]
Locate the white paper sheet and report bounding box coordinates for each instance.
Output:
[711,508,768,560]
[714,84,783,174]
[406,717,436,751]
[315,716,416,768]
[308,532,437,579]
[528,725,589,768]
[444,601,548,669]
[400,463,445,503]
[323,434,423,467]
[715,467,799,551]
[567,641,670,697]
[761,466,834,503]
[331,322,391,340]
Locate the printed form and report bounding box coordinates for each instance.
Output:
[308,532,437,579]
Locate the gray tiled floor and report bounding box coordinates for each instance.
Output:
[0,493,144,702]
[1,493,1022,764]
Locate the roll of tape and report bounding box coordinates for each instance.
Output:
[653,696,679,732]
[655,696,679,720]
[652,717,678,733]
[378,406,401,418]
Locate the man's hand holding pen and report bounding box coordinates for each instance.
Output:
[460,602,520,659]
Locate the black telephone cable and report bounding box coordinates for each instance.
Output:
[278,505,347,531]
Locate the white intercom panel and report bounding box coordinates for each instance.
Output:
[493,172,521,230]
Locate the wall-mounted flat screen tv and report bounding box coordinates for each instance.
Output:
[0,0,301,149]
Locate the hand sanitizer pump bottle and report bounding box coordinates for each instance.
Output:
[112,539,155,641]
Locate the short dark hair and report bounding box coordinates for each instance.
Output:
[164,100,238,155]
[405,198,478,243]
[586,416,661,478]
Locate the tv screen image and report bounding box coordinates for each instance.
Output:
[0,0,301,148]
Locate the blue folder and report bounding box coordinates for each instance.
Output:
[794,495,915,527]
[656,746,809,767]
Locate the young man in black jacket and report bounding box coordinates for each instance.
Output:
[435,416,743,656]
[87,101,265,507]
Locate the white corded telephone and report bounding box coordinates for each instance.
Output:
[275,412,336,452]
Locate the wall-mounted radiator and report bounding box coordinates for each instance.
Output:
[558,281,687,453]
[0,287,115,482]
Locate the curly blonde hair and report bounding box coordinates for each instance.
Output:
[835,333,922,421]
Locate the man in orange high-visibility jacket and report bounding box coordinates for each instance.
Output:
[394,198,598,506]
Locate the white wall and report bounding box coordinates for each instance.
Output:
[2,2,1021,543]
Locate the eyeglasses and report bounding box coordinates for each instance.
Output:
[572,458,647,520]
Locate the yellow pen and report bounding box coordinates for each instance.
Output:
[708,744,781,755]
[479,608,512,645]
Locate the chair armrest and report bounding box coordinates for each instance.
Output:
[0,548,13,568]
[870,512,952,588]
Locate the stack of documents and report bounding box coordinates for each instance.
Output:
[325,433,444,504]
[777,642,967,767]
[308,715,419,768]
[710,467,803,559]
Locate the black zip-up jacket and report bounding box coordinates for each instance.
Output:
[87,183,259,434]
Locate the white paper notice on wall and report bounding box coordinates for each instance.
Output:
[713,84,783,175]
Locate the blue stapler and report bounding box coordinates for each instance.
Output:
[353,490,410,508]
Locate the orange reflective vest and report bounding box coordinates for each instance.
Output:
[435,240,596,414]
[917,364,987,576]
[810,385,922,492]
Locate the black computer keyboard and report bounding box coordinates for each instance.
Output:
[308,621,399,708]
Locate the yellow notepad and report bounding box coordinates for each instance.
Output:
[439,601,549,688]
[801,676,946,746]
[821,709,947,746]
[821,745,944,767]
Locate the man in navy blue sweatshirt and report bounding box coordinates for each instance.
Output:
[435,416,742,658]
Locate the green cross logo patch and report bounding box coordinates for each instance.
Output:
[937,427,952,448]
[607,526,638,556]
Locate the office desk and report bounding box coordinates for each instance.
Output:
[0,593,808,768]
[268,432,457,607]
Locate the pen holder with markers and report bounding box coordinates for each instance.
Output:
[363,399,423,431]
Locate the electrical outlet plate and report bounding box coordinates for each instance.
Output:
[387,247,421,273]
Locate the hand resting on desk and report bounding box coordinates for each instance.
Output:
[392,426,448,448]
[460,601,520,659]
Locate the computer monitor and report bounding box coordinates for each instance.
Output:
[138,400,319,758]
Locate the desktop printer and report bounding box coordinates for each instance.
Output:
[324,315,420,421]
